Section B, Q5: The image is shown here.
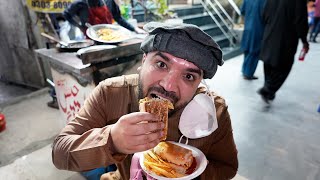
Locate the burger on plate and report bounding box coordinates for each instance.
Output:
[143,142,197,178]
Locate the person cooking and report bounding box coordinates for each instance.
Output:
[63,0,145,35]
[52,22,238,180]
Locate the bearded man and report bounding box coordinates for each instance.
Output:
[52,22,238,180]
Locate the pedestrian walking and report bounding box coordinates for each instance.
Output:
[258,0,309,103]
[240,0,266,80]
[309,0,320,42]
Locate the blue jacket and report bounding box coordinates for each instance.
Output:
[240,0,266,53]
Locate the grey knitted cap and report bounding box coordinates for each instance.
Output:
[140,22,223,79]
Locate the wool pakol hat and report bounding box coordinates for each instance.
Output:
[140,22,223,79]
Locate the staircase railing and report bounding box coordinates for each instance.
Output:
[200,0,240,47]
[226,0,241,16]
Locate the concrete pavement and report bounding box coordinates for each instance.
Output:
[0,89,84,179]
[209,41,320,180]
[0,41,319,179]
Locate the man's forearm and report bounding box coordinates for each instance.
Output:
[52,125,126,171]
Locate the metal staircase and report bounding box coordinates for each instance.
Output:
[200,0,239,47]
[171,3,242,60]
[132,1,243,60]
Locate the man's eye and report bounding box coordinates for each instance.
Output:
[156,61,167,68]
[185,74,195,81]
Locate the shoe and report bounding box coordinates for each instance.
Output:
[47,100,59,109]
[243,75,258,80]
[257,88,275,104]
[258,91,270,104]
[312,39,317,43]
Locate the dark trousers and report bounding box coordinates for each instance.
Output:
[310,17,320,41]
[262,62,293,96]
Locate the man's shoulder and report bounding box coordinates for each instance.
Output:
[98,74,139,88]
[197,87,228,109]
[210,91,228,109]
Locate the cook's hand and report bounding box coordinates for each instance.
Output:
[134,27,146,34]
[110,112,164,154]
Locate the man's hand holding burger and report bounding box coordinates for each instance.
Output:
[110,112,164,154]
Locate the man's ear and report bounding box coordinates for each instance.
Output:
[142,53,147,64]
[138,53,147,72]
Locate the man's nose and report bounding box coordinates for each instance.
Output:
[159,71,179,93]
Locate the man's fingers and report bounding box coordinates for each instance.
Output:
[125,131,162,147]
[121,112,159,124]
[127,139,160,153]
[133,131,163,146]
[127,122,164,136]
[111,112,163,154]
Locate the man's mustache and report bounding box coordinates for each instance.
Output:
[148,86,179,103]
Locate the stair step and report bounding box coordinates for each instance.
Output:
[182,13,207,20]
[169,0,188,4]
[213,34,233,48]
[182,14,216,26]
[171,4,204,17]
[215,34,228,43]
[222,46,242,60]
[201,23,231,37]
[201,24,218,30]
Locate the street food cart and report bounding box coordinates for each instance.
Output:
[35,38,143,124]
